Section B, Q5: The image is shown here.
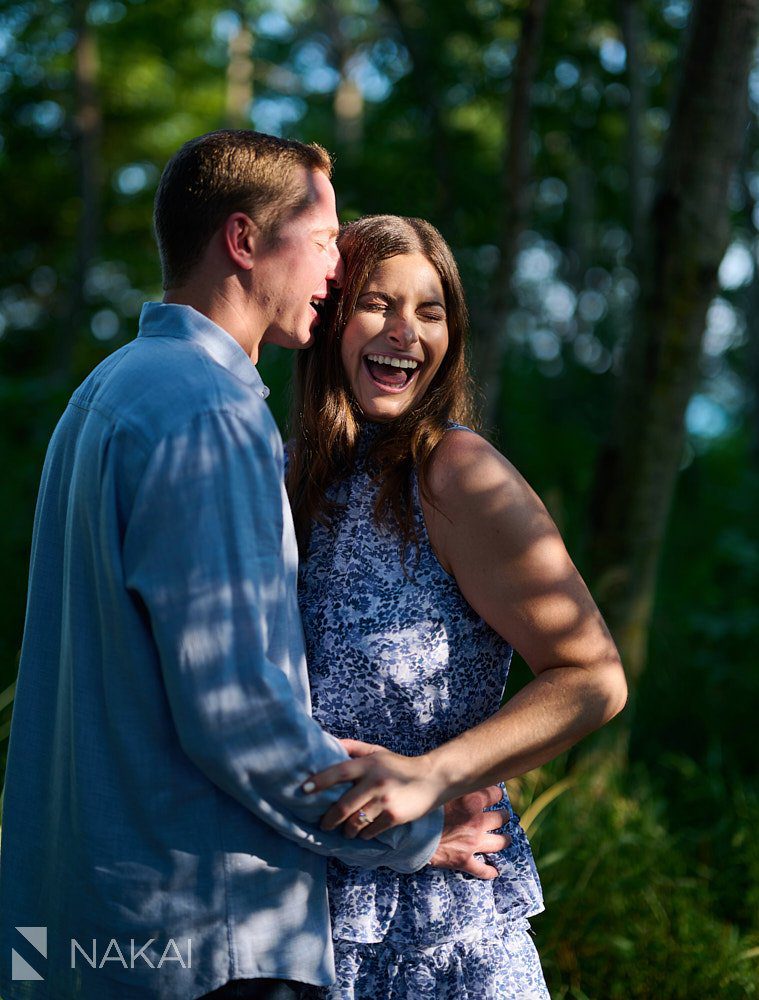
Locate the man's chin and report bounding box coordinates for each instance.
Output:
[301,318,321,347]
[261,326,315,351]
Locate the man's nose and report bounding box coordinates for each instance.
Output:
[328,251,344,287]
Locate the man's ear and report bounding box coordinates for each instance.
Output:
[222,212,260,271]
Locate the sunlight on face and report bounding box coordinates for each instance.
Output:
[340,253,449,422]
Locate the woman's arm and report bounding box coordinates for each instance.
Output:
[304,429,627,838]
[419,428,628,788]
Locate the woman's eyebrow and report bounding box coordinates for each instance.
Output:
[358,291,446,309]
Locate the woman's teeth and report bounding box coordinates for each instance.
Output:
[365,353,419,370]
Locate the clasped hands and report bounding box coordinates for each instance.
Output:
[302,738,510,880]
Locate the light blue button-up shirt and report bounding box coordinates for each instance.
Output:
[0,303,443,999]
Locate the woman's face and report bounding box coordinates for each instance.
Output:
[340,253,449,423]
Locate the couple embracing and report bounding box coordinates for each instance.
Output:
[0,130,626,1000]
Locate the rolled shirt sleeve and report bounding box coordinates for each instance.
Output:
[123,407,442,874]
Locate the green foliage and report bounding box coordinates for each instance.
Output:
[510,758,759,999]
[0,374,70,694]
[634,433,759,781]
[1,2,758,995]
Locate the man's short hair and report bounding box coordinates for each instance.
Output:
[154,130,333,289]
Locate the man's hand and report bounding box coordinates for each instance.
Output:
[302,738,510,880]
[430,787,511,880]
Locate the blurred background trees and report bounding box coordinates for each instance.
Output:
[1,0,758,995]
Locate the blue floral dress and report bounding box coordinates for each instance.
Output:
[297,425,549,999]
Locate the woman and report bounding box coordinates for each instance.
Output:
[287,216,627,999]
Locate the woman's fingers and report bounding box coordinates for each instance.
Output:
[357,811,393,840]
[318,781,376,831]
[301,758,366,795]
[305,747,444,837]
[339,738,384,757]
[343,806,381,839]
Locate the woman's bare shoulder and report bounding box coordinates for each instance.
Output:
[427,428,538,519]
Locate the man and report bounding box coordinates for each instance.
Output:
[0,131,508,999]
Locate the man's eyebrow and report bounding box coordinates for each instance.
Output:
[312,226,340,238]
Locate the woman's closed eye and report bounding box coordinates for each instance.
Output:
[358,298,390,313]
[420,309,446,322]
[356,297,444,322]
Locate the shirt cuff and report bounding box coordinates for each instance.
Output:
[380,805,444,874]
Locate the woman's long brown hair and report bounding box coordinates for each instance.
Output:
[287,215,477,557]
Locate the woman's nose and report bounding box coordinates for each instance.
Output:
[387,314,418,348]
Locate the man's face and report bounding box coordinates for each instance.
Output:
[256,169,343,350]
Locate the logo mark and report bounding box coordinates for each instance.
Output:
[12,926,47,981]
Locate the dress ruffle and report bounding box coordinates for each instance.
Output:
[301,919,550,1000]
[328,790,544,949]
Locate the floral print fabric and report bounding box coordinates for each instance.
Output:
[296,425,549,999]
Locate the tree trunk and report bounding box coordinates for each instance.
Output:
[620,0,648,268]
[738,124,759,468]
[63,0,101,377]
[334,76,364,152]
[318,0,365,157]
[381,0,455,219]
[226,19,254,129]
[565,161,596,285]
[746,272,759,466]
[587,0,759,688]
[474,0,551,431]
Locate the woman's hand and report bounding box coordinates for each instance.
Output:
[302,738,448,839]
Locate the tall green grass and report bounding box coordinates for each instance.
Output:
[507,755,759,998]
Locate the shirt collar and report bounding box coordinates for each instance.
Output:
[138,302,270,399]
